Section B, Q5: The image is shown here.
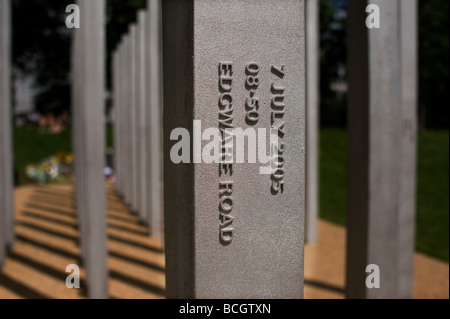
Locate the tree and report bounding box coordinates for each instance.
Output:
[319,0,347,127]
[419,0,449,130]
[11,0,146,115]
[12,0,72,115]
[106,0,146,90]
[11,0,448,129]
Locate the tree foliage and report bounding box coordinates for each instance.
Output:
[418,0,449,129]
[319,0,347,127]
[11,0,449,129]
[11,0,145,115]
[12,0,72,114]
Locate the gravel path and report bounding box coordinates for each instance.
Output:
[0,184,447,299]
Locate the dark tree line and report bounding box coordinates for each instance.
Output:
[11,0,449,129]
[319,0,448,129]
[319,0,347,127]
[12,0,146,116]
[418,0,449,129]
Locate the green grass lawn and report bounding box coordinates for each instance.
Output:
[416,131,449,261]
[320,128,449,262]
[14,125,113,185]
[14,126,73,185]
[13,126,449,261]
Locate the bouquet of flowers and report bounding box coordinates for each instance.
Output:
[25,152,74,184]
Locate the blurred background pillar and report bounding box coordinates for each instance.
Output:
[0,0,15,268]
[305,0,320,244]
[73,0,108,299]
[346,0,417,299]
[147,0,163,236]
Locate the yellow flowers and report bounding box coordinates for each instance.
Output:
[25,152,74,184]
[55,152,73,164]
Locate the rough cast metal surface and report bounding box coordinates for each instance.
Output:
[123,35,132,206]
[0,0,14,268]
[118,37,127,200]
[77,0,108,299]
[346,0,416,299]
[112,39,123,196]
[130,25,139,213]
[119,38,126,198]
[71,4,87,266]
[398,0,417,299]
[118,35,128,203]
[78,0,91,286]
[305,0,319,244]
[147,0,163,236]
[113,40,122,197]
[115,42,123,197]
[113,49,121,195]
[116,42,123,197]
[163,0,305,298]
[136,10,149,225]
[124,28,137,211]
